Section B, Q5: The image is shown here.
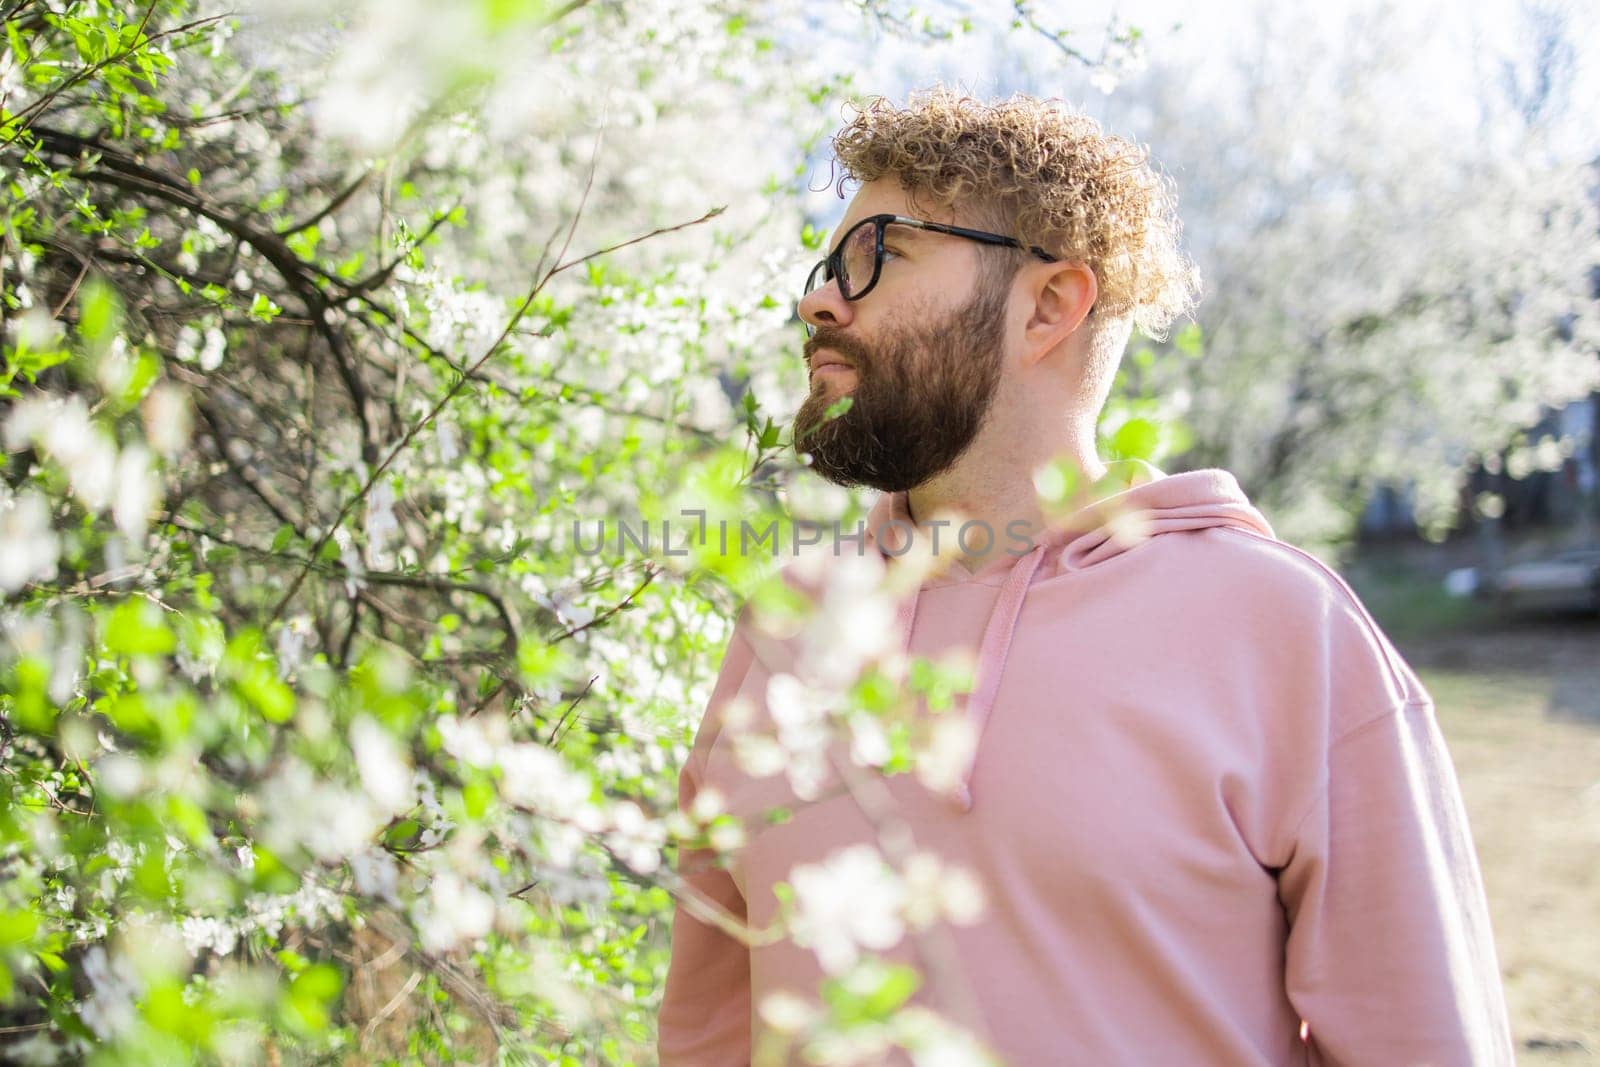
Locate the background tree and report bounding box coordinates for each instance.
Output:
[1089,3,1600,548]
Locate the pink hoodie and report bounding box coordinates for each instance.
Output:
[658,465,1513,1066]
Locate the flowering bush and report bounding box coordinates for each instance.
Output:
[0,2,1134,1063]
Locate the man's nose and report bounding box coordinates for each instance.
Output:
[798,279,853,334]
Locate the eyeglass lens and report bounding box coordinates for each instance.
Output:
[805,218,881,300]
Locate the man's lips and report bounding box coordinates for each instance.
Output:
[807,350,854,374]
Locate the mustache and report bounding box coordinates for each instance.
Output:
[803,327,873,368]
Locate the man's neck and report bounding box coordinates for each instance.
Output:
[906,444,1107,574]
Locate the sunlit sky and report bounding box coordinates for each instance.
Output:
[802,0,1599,221]
[875,0,1599,122]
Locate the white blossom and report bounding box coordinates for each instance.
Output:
[350,847,400,903]
[179,915,239,958]
[351,716,413,813]
[334,526,365,596]
[0,489,60,592]
[363,478,399,568]
[605,799,664,874]
[765,672,833,800]
[416,871,495,954]
[257,759,382,863]
[788,845,906,975]
[275,614,315,678]
[198,326,227,372]
[758,990,818,1035]
[5,395,118,512]
[111,444,157,542]
[901,853,986,928]
[78,946,140,1040]
[914,716,977,796]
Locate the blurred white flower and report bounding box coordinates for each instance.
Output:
[796,553,895,692]
[732,733,787,778]
[350,847,400,903]
[335,526,365,596]
[500,740,598,828]
[0,489,60,592]
[180,915,238,958]
[78,945,140,1040]
[914,716,976,796]
[12,306,63,352]
[436,421,461,464]
[689,785,725,822]
[351,716,413,813]
[4,1032,57,1067]
[417,871,495,953]
[899,1010,1001,1067]
[97,336,134,397]
[707,819,744,853]
[6,395,118,512]
[901,853,986,928]
[142,383,192,458]
[437,714,496,768]
[758,990,817,1035]
[94,754,144,799]
[198,327,226,372]
[275,614,315,678]
[111,444,157,541]
[172,326,199,365]
[243,878,342,941]
[364,479,399,568]
[788,844,905,974]
[848,713,891,768]
[257,759,382,863]
[606,799,664,874]
[765,672,832,800]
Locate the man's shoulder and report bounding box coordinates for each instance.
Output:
[1130,525,1427,721]
[1145,524,1363,615]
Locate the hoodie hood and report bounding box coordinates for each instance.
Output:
[860,461,1275,811]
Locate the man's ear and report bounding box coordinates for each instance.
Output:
[1021,262,1098,366]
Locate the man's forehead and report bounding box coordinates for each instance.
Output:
[832,183,957,245]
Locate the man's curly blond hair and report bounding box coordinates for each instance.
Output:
[831,88,1198,341]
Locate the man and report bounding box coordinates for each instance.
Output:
[658,89,1512,1066]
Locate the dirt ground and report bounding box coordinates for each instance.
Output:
[1398,617,1600,1063]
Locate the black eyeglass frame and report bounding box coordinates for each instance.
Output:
[801,213,1057,332]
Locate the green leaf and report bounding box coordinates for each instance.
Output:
[237,663,294,723]
[285,962,344,1032]
[77,277,122,354]
[820,961,921,1026]
[0,910,40,948]
[517,639,573,687]
[8,657,53,733]
[1174,322,1204,359]
[1111,417,1160,461]
[103,599,177,657]
[248,293,281,322]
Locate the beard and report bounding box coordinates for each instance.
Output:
[793,279,1009,493]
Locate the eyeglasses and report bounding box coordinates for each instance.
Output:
[800,213,1056,335]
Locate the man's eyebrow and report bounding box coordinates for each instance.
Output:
[883,222,934,246]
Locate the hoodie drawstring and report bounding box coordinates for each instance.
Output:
[953,543,1045,812]
[895,543,1047,813]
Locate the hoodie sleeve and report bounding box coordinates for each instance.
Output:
[657,625,756,1067]
[1277,697,1514,1066]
